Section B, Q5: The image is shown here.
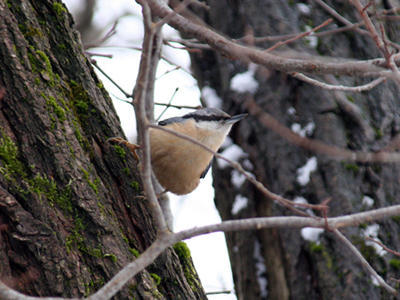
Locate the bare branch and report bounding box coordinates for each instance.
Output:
[155,66,181,80]
[155,0,192,29]
[146,0,395,79]
[83,20,118,49]
[246,20,364,42]
[3,203,400,299]
[91,59,132,98]
[134,0,168,234]
[352,0,400,84]
[155,87,179,122]
[90,233,175,300]
[161,7,400,54]
[206,290,232,295]
[365,236,400,257]
[333,229,398,295]
[0,280,76,300]
[238,6,400,43]
[164,37,211,49]
[154,102,202,110]
[313,0,369,36]
[291,72,386,91]
[265,19,333,52]
[80,204,400,298]
[86,52,113,58]
[88,45,193,76]
[163,39,202,52]
[148,124,328,217]
[245,97,400,163]
[174,206,400,240]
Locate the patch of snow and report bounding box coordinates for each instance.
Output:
[362,224,387,257]
[231,195,248,215]
[201,86,223,109]
[291,122,315,138]
[362,196,374,207]
[293,196,308,205]
[287,107,297,117]
[293,196,316,216]
[301,227,324,242]
[218,144,247,169]
[231,169,247,188]
[296,3,311,15]
[242,159,254,171]
[297,157,317,186]
[230,64,259,94]
[371,275,381,286]
[304,25,318,48]
[221,136,233,149]
[254,239,268,298]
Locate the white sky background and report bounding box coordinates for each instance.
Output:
[63,0,236,299]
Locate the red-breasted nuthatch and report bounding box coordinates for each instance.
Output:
[109,108,246,195]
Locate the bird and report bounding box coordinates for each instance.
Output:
[108,108,246,195]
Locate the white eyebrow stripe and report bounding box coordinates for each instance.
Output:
[195,120,223,130]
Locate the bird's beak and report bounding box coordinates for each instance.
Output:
[227,113,247,124]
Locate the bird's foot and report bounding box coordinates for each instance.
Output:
[107,137,140,161]
[157,190,168,198]
[134,190,168,201]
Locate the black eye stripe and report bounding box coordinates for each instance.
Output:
[182,114,230,122]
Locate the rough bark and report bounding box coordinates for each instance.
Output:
[188,0,400,299]
[0,0,206,299]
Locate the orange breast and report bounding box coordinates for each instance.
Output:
[149,122,215,195]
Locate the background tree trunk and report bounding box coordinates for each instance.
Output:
[0,0,206,298]
[188,0,400,299]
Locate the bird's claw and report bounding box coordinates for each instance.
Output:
[107,137,140,161]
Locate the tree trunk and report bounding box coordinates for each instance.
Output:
[0,0,206,299]
[188,0,400,299]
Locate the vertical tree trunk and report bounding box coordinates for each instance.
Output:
[188,0,400,299]
[0,0,206,298]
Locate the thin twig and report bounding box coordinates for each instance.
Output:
[248,21,365,42]
[148,124,325,217]
[156,0,193,29]
[333,229,398,295]
[206,290,232,295]
[108,92,132,104]
[365,236,400,257]
[352,0,400,84]
[86,52,113,58]
[155,66,181,80]
[91,59,132,98]
[155,87,179,122]
[83,20,118,49]
[89,45,194,76]
[163,39,203,52]
[291,72,386,92]
[154,102,202,110]
[175,206,400,239]
[265,19,333,52]
[147,0,395,79]
[164,37,211,49]
[313,0,369,35]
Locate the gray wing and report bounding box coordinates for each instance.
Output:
[158,117,184,126]
[200,158,213,179]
